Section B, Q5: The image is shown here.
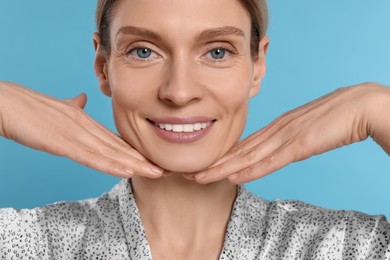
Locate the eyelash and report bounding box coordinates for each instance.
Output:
[125,44,161,63]
[202,44,238,63]
[124,42,238,64]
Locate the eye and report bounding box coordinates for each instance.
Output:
[204,46,235,62]
[128,47,158,60]
[208,48,227,59]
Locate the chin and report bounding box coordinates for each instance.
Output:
[149,153,217,173]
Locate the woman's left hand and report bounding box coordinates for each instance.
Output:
[184,82,390,184]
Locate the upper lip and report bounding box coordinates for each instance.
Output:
[148,116,216,124]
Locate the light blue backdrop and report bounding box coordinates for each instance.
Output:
[0,1,389,217]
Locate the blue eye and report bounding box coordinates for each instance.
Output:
[135,48,152,59]
[127,46,161,62]
[209,48,226,59]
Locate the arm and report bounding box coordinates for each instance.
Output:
[189,82,390,184]
[365,83,390,155]
[0,81,164,178]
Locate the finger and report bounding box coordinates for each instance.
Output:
[67,135,164,179]
[163,172,173,177]
[208,92,335,170]
[209,127,273,168]
[84,122,151,164]
[68,145,135,178]
[207,110,298,169]
[194,138,283,184]
[62,105,148,162]
[62,104,165,175]
[227,142,296,184]
[51,118,164,178]
[182,173,196,180]
[64,93,87,109]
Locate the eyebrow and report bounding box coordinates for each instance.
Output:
[195,26,246,41]
[116,26,162,42]
[115,25,245,42]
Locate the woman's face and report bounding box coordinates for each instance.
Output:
[96,0,268,173]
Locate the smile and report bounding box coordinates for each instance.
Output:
[156,122,211,133]
[148,117,216,143]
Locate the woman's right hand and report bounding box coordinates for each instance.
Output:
[0,82,164,178]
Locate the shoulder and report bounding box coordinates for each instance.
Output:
[240,186,390,232]
[0,179,127,259]
[239,187,390,259]
[268,199,390,235]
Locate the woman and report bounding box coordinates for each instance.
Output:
[0,0,389,259]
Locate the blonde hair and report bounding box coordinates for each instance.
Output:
[96,0,268,58]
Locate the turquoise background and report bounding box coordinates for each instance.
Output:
[0,1,389,217]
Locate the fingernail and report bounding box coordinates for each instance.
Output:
[229,173,239,180]
[150,167,164,175]
[195,172,207,179]
[115,168,133,178]
[182,173,194,180]
[124,169,134,176]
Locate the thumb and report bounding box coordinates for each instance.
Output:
[64,93,87,109]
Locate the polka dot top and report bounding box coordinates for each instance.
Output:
[1,178,389,259]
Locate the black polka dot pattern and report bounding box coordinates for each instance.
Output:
[1,179,389,259]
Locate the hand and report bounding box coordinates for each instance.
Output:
[0,82,164,178]
[186,83,390,184]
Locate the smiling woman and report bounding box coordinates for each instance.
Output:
[0,0,390,259]
[95,0,267,173]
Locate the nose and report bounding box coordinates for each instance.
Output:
[158,57,204,106]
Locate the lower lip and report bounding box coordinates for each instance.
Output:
[149,121,215,143]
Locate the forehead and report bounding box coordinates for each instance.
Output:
[110,0,251,40]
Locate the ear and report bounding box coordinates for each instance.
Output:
[93,32,111,97]
[249,35,269,98]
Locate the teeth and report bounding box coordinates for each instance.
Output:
[172,124,183,132]
[194,123,201,131]
[183,124,194,132]
[157,122,211,132]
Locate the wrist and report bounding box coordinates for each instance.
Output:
[0,81,14,139]
[0,82,6,138]
[363,82,390,154]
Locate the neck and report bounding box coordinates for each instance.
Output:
[131,173,237,257]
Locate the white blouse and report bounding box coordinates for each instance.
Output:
[1,179,389,259]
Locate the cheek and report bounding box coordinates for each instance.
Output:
[109,65,168,116]
[199,63,252,154]
[108,66,161,111]
[107,66,164,147]
[201,64,253,111]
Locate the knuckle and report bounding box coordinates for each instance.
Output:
[295,132,316,158]
[62,105,79,119]
[276,111,293,124]
[77,149,98,163]
[241,167,256,178]
[62,103,89,123]
[101,145,120,157]
[242,150,257,164]
[258,153,277,169]
[231,167,258,184]
[301,132,315,148]
[44,133,69,156]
